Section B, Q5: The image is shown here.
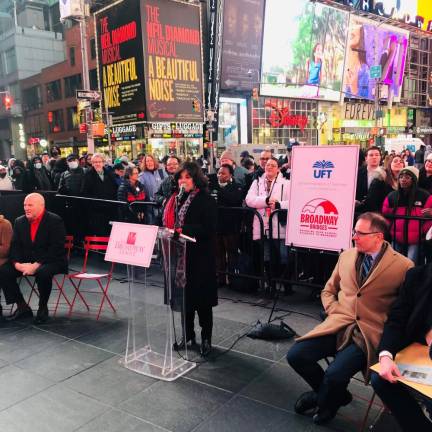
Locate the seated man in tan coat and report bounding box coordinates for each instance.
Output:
[287,212,413,425]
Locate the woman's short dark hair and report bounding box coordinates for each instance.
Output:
[219,163,234,176]
[174,161,208,191]
[124,166,139,181]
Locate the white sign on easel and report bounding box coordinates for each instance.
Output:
[286,145,359,251]
[105,222,159,267]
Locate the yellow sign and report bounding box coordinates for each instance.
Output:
[417,0,432,32]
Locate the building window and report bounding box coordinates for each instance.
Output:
[64,74,82,98]
[90,69,98,90]
[66,106,79,131]
[90,38,96,59]
[70,47,75,66]
[23,86,42,111]
[4,48,17,74]
[46,80,62,102]
[48,109,64,133]
[8,82,20,103]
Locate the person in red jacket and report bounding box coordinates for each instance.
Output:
[382,166,432,263]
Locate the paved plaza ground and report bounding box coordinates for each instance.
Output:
[0,257,401,432]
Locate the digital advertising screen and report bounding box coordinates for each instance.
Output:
[260,0,349,101]
[141,0,205,122]
[342,15,408,102]
[220,0,265,91]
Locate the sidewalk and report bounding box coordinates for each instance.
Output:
[0,262,400,432]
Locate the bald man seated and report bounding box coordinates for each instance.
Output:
[0,193,67,324]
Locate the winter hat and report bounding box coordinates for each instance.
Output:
[66,153,78,161]
[219,150,234,162]
[399,166,419,181]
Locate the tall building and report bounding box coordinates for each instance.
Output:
[0,0,64,158]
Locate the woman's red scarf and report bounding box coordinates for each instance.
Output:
[163,192,178,229]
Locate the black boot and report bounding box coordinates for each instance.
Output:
[173,337,196,351]
[200,339,212,357]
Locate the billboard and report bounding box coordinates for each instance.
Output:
[260,0,349,101]
[141,0,204,122]
[286,145,359,251]
[96,0,146,125]
[342,15,408,102]
[220,0,265,90]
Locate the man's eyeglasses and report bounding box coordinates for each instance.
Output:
[260,157,270,161]
[352,230,380,237]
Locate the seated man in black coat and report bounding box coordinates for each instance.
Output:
[0,193,67,324]
[371,264,432,432]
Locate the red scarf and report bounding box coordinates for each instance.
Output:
[163,192,178,229]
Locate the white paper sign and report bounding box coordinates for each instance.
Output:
[286,145,359,251]
[105,222,159,268]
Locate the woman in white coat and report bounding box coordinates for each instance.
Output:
[246,157,290,293]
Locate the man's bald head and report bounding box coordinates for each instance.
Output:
[24,193,45,221]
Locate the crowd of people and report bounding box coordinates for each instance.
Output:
[0,143,431,430]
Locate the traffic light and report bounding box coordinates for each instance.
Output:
[192,98,200,112]
[3,94,12,110]
[252,88,259,100]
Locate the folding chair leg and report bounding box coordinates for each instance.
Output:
[53,275,71,317]
[360,391,376,432]
[96,277,116,320]
[68,279,90,316]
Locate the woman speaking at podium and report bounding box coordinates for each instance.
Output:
[163,162,218,356]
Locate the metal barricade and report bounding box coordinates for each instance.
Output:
[55,194,130,239]
[216,206,266,292]
[383,213,432,265]
[128,201,161,225]
[268,209,339,296]
[0,190,58,223]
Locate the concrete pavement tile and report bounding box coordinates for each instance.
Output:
[16,339,114,382]
[75,409,170,432]
[0,365,54,411]
[120,378,231,432]
[0,384,108,432]
[62,355,157,406]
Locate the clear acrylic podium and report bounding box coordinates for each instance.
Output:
[120,227,197,381]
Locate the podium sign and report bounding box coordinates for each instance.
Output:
[105,222,158,267]
[286,145,359,251]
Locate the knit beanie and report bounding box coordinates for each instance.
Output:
[399,166,419,181]
[219,150,234,162]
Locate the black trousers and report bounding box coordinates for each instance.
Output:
[0,261,65,308]
[184,305,213,342]
[287,335,367,411]
[371,372,431,432]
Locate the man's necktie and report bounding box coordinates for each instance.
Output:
[361,254,373,281]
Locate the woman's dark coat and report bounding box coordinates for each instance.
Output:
[180,190,218,310]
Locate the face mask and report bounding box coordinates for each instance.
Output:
[68,161,79,169]
[218,181,228,187]
[34,163,42,169]
[0,173,6,178]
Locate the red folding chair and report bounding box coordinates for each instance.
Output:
[23,235,74,315]
[52,235,74,315]
[65,236,115,320]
